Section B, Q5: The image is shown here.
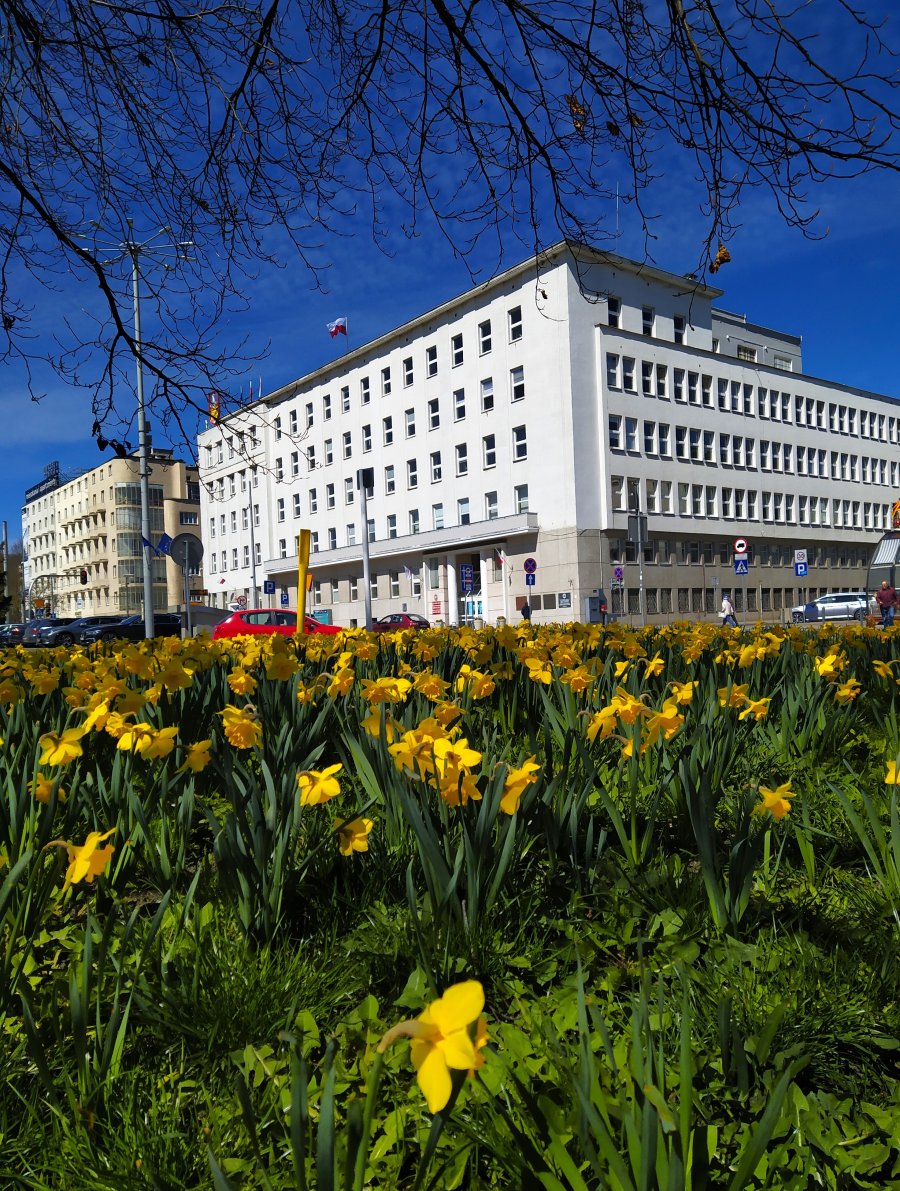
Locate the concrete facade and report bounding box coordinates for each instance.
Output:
[22,453,203,618]
[197,243,900,626]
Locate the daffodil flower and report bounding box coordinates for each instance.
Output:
[297,764,343,805]
[46,828,116,892]
[377,980,486,1113]
[886,761,899,785]
[755,781,794,821]
[219,704,263,749]
[177,739,213,774]
[38,726,86,767]
[334,817,373,855]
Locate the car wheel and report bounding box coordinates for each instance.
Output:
[792,612,803,624]
[56,632,75,646]
[100,631,118,642]
[855,609,867,622]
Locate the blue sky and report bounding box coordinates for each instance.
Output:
[2,16,900,550]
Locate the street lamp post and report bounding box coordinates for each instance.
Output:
[128,243,155,638]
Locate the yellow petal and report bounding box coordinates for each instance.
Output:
[414,1044,453,1113]
[437,1030,478,1071]
[428,980,484,1037]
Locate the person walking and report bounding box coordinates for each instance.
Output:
[875,579,897,628]
[720,593,738,628]
[520,599,532,623]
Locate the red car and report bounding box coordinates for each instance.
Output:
[371,612,431,632]
[212,609,342,640]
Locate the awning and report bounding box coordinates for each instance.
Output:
[872,535,900,567]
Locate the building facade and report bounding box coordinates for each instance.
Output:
[22,452,203,619]
[197,243,900,626]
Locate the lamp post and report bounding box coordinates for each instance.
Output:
[83,222,193,639]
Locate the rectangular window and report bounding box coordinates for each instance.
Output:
[381,367,392,396]
[479,320,492,354]
[428,397,440,429]
[367,519,376,543]
[275,457,284,481]
[481,378,494,412]
[383,416,393,445]
[737,343,757,363]
[327,528,336,551]
[658,423,671,456]
[625,417,638,452]
[426,345,438,377]
[483,433,496,467]
[508,305,523,342]
[306,401,314,429]
[274,417,282,440]
[454,388,466,420]
[431,451,442,482]
[345,430,355,458]
[360,376,370,404]
[456,443,468,476]
[674,314,685,344]
[291,450,300,478]
[407,458,418,489]
[341,385,350,413]
[514,484,529,513]
[384,465,395,495]
[276,497,285,522]
[485,491,498,519]
[403,358,413,387]
[673,369,685,402]
[656,364,668,399]
[512,424,527,461]
[641,360,653,397]
[432,502,444,529]
[409,508,420,534]
[510,365,525,402]
[451,333,464,367]
[606,353,620,389]
[405,408,416,437]
[309,488,318,514]
[323,393,332,420]
[642,306,654,336]
[609,415,623,451]
[458,497,470,525]
[344,477,354,505]
[361,425,371,453]
[607,296,620,328]
[623,357,636,392]
[349,577,359,600]
[387,514,397,539]
[324,439,333,466]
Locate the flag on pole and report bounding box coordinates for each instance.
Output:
[327,317,348,338]
[141,535,156,555]
[494,548,505,567]
[156,533,173,556]
[404,565,414,580]
[207,391,221,423]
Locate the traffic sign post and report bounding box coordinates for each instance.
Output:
[523,557,537,575]
[263,579,276,596]
[734,559,749,576]
[525,573,536,587]
[732,537,751,623]
[460,563,475,594]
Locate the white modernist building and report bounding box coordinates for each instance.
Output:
[198,242,900,626]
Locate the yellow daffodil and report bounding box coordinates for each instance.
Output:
[738,696,771,721]
[219,704,263,749]
[377,980,486,1113]
[886,761,899,785]
[642,699,684,747]
[755,781,794,821]
[415,671,450,700]
[499,757,540,815]
[433,702,464,728]
[298,764,343,805]
[116,722,156,755]
[29,667,62,695]
[227,668,257,696]
[586,704,619,743]
[523,657,553,685]
[668,680,697,705]
[266,652,298,681]
[334,817,373,855]
[156,659,194,691]
[643,653,665,678]
[327,667,355,698]
[717,683,749,709]
[177,739,213,773]
[30,774,66,803]
[873,660,898,679]
[47,828,116,892]
[814,652,845,679]
[361,676,413,705]
[38,726,86,767]
[834,678,862,704]
[141,726,180,759]
[360,708,399,741]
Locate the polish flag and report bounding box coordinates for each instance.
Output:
[327,317,348,338]
[494,548,505,567]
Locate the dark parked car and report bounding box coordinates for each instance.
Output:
[79,613,183,645]
[0,623,24,647]
[21,617,76,647]
[38,615,126,647]
[371,613,431,632]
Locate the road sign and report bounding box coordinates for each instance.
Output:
[281,589,289,606]
[525,573,536,587]
[610,578,624,591]
[794,549,807,565]
[168,532,204,571]
[713,576,720,587]
[733,537,748,555]
[460,563,474,593]
[734,559,749,576]
[263,579,276,595]
[613,565,624,580]
[523,557,537,575]
[795,562,808,577]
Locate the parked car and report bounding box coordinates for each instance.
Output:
[38,615,126,647]
[0,623,24,647]
[21,617,76,647]
[79,613,183,645]
[371,612,431,632]
[790,592,868,623]
[212,609,342,640]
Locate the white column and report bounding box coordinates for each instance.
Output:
[479,553,489,622]
[446,556,458,626]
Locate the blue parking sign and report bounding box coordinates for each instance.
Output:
[280,589,289,606]
[263,579,275,594]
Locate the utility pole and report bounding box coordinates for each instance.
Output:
[358,467,374,630]
[127,237,155,639]
[628,508,648,626]
[249,487,258,607]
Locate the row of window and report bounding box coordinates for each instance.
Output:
[608,538,870,569]
[606,353,899,444]
[611,474,893,530]
[609,416,898,485]
[604,586,840,617]
[207,486,532,571]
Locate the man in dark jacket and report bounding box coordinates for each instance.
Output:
[875,580,897,627]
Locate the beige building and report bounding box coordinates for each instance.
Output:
[22,452,203,618]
